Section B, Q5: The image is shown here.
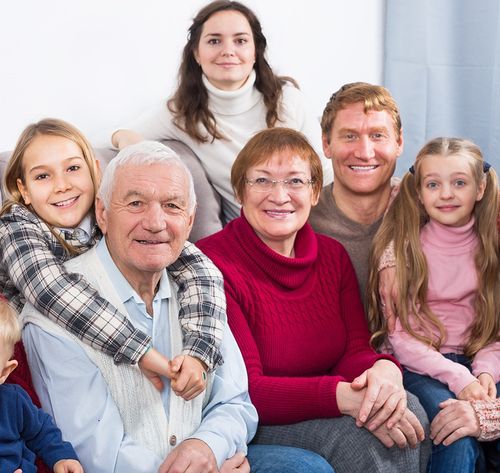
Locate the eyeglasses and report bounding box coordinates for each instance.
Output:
[245,177,314,193]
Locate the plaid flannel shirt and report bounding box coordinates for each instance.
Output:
[0,204,225,368]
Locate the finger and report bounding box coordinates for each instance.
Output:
[179,382,205,401]
[432,416,467,445]
[388,426,408,448]
[149,375,165,392]
[442,426,472,446]
[397,416,418,448]
[367,391,402,431]
[357,384,381,425]
[385,396,407,429]
[351,371,367,390]
[438,398,457,409]
[170,356,184,374]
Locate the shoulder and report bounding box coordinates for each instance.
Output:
[197,227,234,264]
[1,383,34,407]
[0,204,43,230]
[315,232,349,257]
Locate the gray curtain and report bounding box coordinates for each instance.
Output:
[384,0,500,175]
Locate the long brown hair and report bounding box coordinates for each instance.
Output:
[168,0,297,143]
[367,137,500,356]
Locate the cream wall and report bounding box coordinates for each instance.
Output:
[0,0,384,150]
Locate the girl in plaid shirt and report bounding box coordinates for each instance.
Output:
[0,118,225,399]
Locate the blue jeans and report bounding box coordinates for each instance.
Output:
[404,353,500,473]
[247,444,334,473]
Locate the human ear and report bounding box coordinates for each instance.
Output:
[396,130,404,157]
[321,134,332,159]
[476,177,487,201]
[0,359,18,384]
[95,197,108,235]
[16,178,31,205]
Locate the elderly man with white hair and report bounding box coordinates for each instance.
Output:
[21,141,334,473]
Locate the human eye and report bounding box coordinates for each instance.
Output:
[371,132,385,140]
[34,173,49,181]
[425,181,438,189]
[454,179,467,187]
[287,177,306,188]
[236,37,248,45]
[208,38,220,45]
[67,164,81,172]
[343,133,357,141]
[128,200,143,209]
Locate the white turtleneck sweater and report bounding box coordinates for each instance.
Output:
[388,217,500,396]
[113,70,333,222]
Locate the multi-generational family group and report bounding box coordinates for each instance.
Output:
[1,1,499,472]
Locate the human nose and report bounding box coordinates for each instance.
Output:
[353,136,376,160]
[143,203,165,232]
[53,173,72,192]
[221,40,235,56]
[439,183,454,199]
[267,181,291,203]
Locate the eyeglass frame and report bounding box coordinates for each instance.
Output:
[245,177,315,193]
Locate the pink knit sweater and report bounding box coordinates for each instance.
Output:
[197,214,397,425]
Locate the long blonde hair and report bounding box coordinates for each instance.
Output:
[1,118,100,255]
[368,137,500,356]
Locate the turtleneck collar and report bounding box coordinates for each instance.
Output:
[202,69,261,116]
[421,216,477,250]
[230,211,318,290]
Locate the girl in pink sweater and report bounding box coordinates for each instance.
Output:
[368,137,500,473]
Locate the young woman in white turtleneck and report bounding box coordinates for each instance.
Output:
[111,1,332,225]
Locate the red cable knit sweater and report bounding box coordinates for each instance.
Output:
[197,214,396,425]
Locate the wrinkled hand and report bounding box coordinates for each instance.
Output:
[170,355,208,401]
[139,348,175,391]
[158,439,217,473]
[478,373,496,399]
[220,452,250,473]
[53,459,85,472]
[378,267,398,333]
[351,360,406,430]
[369,407,424,448]
[458,380,490,401]
[430,399,480,446]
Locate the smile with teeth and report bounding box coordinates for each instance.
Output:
[265,210,294,217]
[136,240,166,245]
[52,196,78,207]
[349,165,378,171]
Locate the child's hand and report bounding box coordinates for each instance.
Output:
[477,372,497,399]
[138,348,175,391]
[53,459,84,472]
[458,380,490,401]
[170,355,208,401]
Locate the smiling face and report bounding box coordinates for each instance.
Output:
[323,102,403,198]
[95,162,194,289]
[418,154,485,227]
[17,134,95,229]
[195,10,255,91]
[241,151,317,257]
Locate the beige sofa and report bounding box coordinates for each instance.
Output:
[0,139,222,242]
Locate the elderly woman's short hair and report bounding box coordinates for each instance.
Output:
[98,141,197,213]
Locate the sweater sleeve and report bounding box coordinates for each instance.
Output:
[168,241,226,370]
[471,340,500,384]
[16,385,79,468]
[110,100,180,148]
[388,319,477,395]
[0,212,150,365]
[224,285,343,425]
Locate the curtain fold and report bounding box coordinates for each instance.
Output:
[384,0,500,173]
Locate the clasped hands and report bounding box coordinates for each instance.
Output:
[338,359,425,448]
[139,348,208,400]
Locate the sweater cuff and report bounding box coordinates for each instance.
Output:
[471,400,500,441]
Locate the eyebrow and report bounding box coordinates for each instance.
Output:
[27,156,84,174]
[203,32,251,38]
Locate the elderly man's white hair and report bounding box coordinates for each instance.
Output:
[98,141,197,213]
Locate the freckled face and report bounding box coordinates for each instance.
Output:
[195,10,256,91]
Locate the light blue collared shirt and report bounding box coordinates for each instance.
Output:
[23,238,257,472]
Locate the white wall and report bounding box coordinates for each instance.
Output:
[0,0,384,151]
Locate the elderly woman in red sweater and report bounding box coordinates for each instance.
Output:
[197,128,430,473]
